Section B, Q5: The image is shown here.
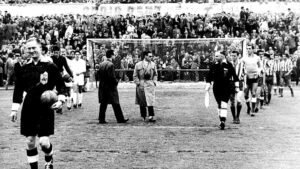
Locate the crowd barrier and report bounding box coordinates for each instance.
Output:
[0,2,300,16]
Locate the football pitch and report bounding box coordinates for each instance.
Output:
[1,83,300,169]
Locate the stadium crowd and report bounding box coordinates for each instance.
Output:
[0,6,300,86]
[1,0,299,4]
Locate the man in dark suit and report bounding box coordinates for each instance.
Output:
[98,49,129,124]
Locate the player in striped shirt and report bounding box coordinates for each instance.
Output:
[228,51,244,124]
[256,50,266,111]
[242,44,261,117]
[279,53,294,97]
[273,54,281,95]
[264,53,276,104]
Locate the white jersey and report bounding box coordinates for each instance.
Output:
[242,54,261,77]
[71,58,86,86]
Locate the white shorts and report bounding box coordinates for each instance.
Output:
[73,75,84,86]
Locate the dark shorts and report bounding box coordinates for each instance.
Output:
[246,77,258,86]
[275,72,281,86]
[265,76,273,85]
[20,94,55,137]
[257,77,264,86]
[213,86,231,108]
[281,72,291,86]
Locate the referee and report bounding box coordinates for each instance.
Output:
[10,38,66,169]
[206,51,239,130]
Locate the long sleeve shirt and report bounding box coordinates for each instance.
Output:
[13,59,66,104]
[206,60,238,88]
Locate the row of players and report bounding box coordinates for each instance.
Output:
[205,44,294,130]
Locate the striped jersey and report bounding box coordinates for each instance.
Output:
[280,59,293,72]
[273,59,281,72]
[233,59,245,80]
[264,60,274,76]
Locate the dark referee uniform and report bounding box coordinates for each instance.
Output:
[13,59,66,136]
[206,60,239,108]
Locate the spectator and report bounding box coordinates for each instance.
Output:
[0,54,4,87]
[4,52,15,90]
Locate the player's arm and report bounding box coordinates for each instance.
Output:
[286,61,293,76]
[63,57,73,77]
[52,63,66,109]
[230,63,239,89]
[10,67,25,122]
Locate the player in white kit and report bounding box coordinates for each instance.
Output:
[72,50,86,108]
[242,45,261,117]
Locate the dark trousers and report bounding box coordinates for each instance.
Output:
[140,106,154,118]
[98,103,125,122]
[0,73,3,86]
[296,68,300,85]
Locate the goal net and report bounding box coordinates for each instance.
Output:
[87,38,246,82]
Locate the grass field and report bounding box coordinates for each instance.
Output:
[1,83,300,169]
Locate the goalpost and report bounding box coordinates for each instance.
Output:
[87,38,246,82]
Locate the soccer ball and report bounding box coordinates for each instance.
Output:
[62,74,72,83]
[41,90,58,105]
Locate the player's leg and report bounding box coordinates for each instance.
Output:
[259,86,265,109]
[250,81,258,116]
[39,136,53,168]
[72,84,78,108]
[286,76,294,97]
[267,77,273,104]
[255,85,261,112]
[236,87,244,124]
[220,92,230,130]
[279,73,284,97]
[244,80,251,115]
[77,85,83,107]
[66,87,72,110]
[229,92,236,123]
[26,136,38,169]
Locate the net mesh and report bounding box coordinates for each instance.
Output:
[87,38,246,82]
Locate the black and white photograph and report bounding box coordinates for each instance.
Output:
[0,0,300,168]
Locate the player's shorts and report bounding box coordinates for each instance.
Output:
[281,71,291,86]
[73,74,84,86]
[213,85,231,108]
[265,75,273,85]
[20,93,54,137]
[257,77,263,86]
[246,77,258,86]
[275,72,281,86]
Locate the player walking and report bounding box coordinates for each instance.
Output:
[227,51,244,124]
[242,45,261,116]
[72,50,86,108]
